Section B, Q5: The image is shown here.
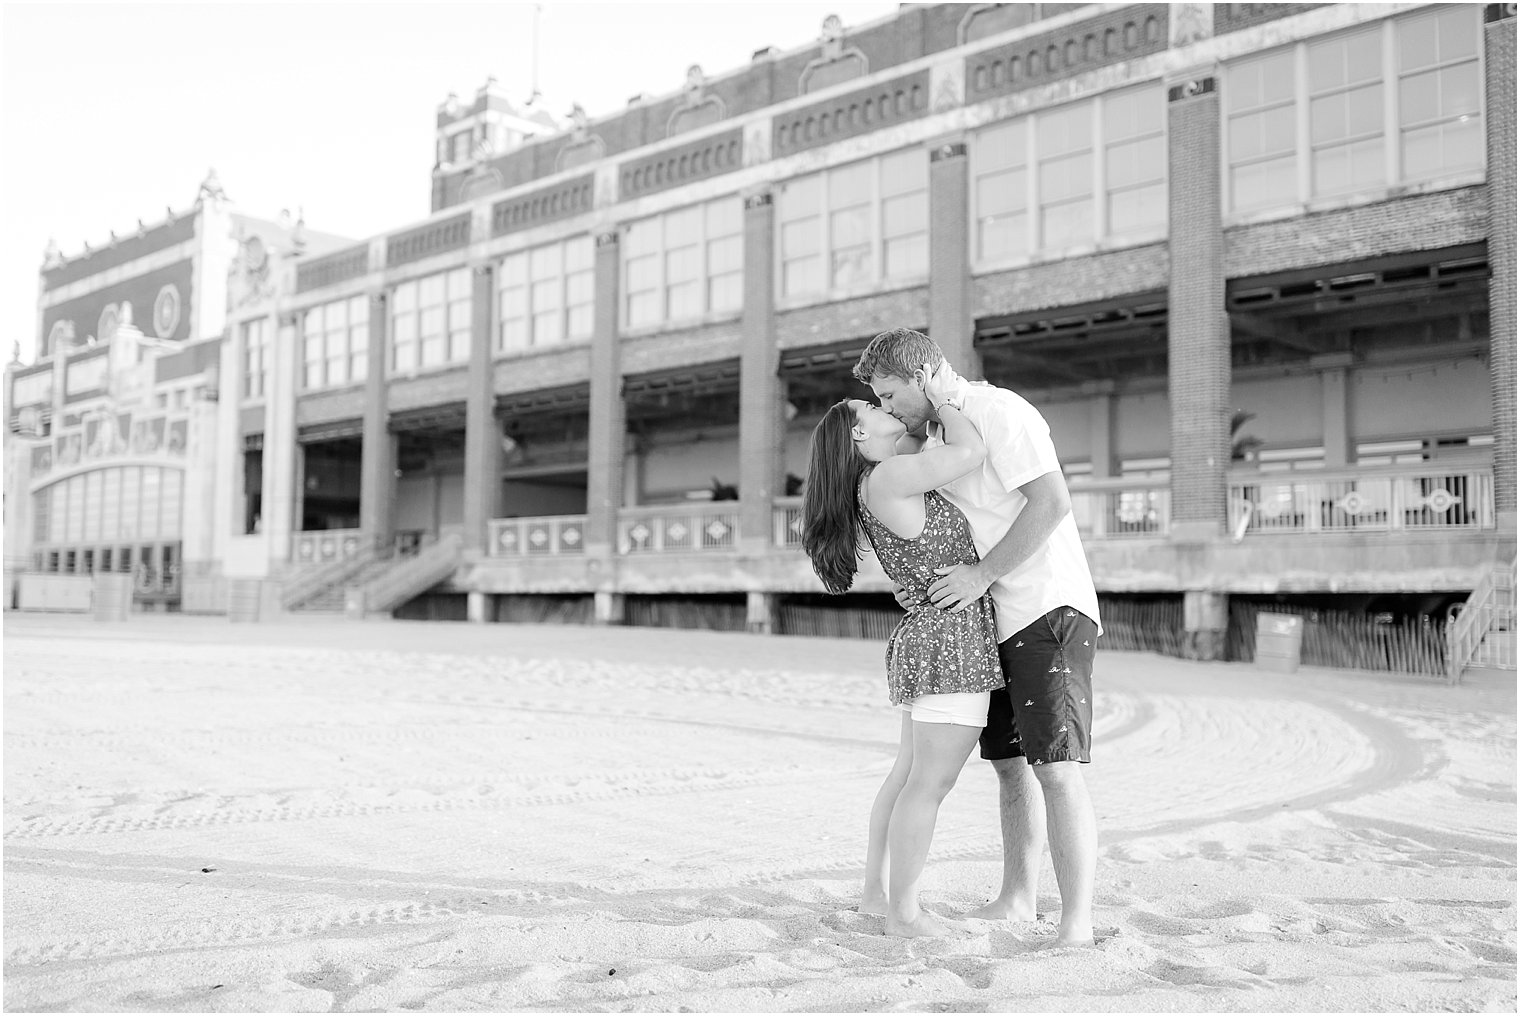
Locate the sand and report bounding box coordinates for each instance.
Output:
[2,612,1515,1012]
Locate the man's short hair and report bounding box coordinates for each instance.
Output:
[851,327,945,384]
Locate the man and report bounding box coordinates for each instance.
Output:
[852,327,1102,946]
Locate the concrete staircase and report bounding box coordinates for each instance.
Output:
[344,534,463,619]
[289,556,396,614]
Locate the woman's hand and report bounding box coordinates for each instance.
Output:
[918,361,968,412]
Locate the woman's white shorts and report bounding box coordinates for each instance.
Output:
[900,691,991,728]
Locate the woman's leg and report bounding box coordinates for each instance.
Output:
[885,717,982,937]
[861,711,913,915]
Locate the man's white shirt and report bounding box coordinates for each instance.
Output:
[924,382,1102,642]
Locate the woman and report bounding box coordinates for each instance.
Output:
[801,388,1003,938]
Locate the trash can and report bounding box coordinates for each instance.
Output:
[92,573,134,621]
[228,579,262,623]
[1255,612,1304,673]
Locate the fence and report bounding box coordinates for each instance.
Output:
[1226,601,1447,676]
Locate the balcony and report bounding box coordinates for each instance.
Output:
[1229,466,1495,537]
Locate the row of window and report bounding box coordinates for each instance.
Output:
[1227,6,1482,211]
[265,7,1484,395]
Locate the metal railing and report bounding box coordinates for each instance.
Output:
[488,515,587,557]
[618,503,739,554]
[1229,466,1494,536]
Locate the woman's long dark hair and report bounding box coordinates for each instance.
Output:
[802,401,870,595]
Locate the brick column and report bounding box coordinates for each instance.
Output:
[359,291,395,549]
[739,190,782,556]
[928,139,980,379]
[1485,4,1516,532]
[585,231,625,565]
[462,264,501,556]
[1166,72,1229,543]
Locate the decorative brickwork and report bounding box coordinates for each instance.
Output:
[973,243,1170,317]
[774,286,929,350]
[1167,78,1229,536]
[295,245,369,294]
[386,214,472,268]
[964,5,1168,104]
[618,128,744,202]
[42,213,197,291]
[490,175,594,237]
[773,70,930,157]
[1213,3,1325,36]
[1223,187,1488,279]
[1486,7,1516,518]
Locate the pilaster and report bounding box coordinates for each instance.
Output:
[262,312,300,565]
[1484,3,1516,532]
[738,189,783,553]
[359,290,395,547]
[462,263,502,554]
[585,231,625,560]
[1165,70,1229,542]
[928,139,979,378]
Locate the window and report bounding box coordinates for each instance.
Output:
[241,317,269,399]
[302,295,368,390]
[1309,28,1384,197]
[776,150,927,301]
[974,121,1029,262]
[498,236,593,351]
[1227,49,1298,212]
[973,87,1165,263]
[1037,103,1095,249]
[391,269,469,373]
[621,197,743,329]
[36,466,185,546]
[1104,86,1166,234]
[1226,9,1484,213]
[1397,7,1482,181]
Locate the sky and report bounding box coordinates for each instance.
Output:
[0,0,899,365]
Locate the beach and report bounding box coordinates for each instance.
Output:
[3,613,1515,1012]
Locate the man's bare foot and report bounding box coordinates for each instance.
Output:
[858,891,889,917]
[885,909,952,938]
[965,898,1038,921]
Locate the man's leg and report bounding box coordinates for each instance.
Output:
[968,755,1046,920]
[1031,760,1096,945]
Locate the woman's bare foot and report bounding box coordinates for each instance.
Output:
[858,890,889,917]
[885,909,952,938]
[965,897,1038,921]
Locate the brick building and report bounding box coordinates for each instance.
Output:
[6,3,1516,665]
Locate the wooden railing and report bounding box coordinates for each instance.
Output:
[1446,561,1517,683]
[1229,466,1495,537]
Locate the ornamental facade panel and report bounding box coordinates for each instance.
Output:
[295,245,370,294]
[490,175,595,237]
[386,213,472,268]
[619,127,745,201]
[964,5,1169,103]
[772,70,932,157]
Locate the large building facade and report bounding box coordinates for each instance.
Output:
[6,3,1516,659]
